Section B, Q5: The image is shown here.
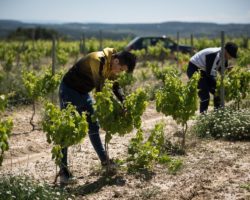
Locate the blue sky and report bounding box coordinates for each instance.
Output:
[0,0,249,24]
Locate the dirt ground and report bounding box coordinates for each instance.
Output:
[1,102,250,200]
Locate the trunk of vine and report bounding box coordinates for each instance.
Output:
[30,100,36,131]
[104,136,110,174]
[237,100,240,110]
[53,165,59,185]
[6,72,10,94]
[181,123,188,151]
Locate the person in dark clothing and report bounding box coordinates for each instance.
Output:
[59,48,136,184]
[187,42,238,113]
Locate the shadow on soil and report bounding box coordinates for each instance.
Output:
[69,168,156,197]
[70,175,126,196]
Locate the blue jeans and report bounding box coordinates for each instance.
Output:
[187,62,220,113]
[59,81,107,172]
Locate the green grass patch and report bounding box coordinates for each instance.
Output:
[0,175,73,200]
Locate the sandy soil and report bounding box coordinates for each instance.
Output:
[0,103,250,200]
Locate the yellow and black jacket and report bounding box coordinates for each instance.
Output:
[63,48,125,101]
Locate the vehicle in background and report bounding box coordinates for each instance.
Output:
[125,36,193,54]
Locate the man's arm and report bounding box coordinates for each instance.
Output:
[112,81,125,103]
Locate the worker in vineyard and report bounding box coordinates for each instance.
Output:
[58,48,136,184]
[186,42,238,113]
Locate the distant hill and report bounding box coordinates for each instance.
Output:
[0,20,249,40]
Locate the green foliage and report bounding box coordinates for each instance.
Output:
[0,95,8,112]
[147,41,170,60]
[155,70,200,126]
[176,52,190,72]
[2,50,15,72]
[0,94,13,166]
[240,183,250,191]
[22,68,63,100]
[56,41,79,58]
[127,129,159,172]
[0,118,13,166]
[193,38,220,51]
[56,47,69,66]
[167,159,183,174]
[193,108,250,140]
[20,44,45,68]
[127,123,182,173]
[237,49,250,67]
[103,39,129,52]
[22,68,63,130]
[0,175,72,200]
[139,69,150,81]
[117,71,136,93]
[86,38,99,52]
[147,123,165,153]
[150,62,180,82]
[155,70,200,149]
[42,102,88,165]
[131,49,146,60]
[217,66,250,109]
[93,80,148,143]
[0,72,3,84]
[131,42,170,61]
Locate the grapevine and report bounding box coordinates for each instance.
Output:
[22,68,63,130]
[127,123,182,173]
[93,80,148,144]
[217,66,250,109]
[156,70,200,149]
[93,80,148,171]
[42,102,88,165]
[0,94,13,166]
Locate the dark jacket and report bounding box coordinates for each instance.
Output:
[63,48,125,102]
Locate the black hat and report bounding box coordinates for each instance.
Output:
[225,42,238,58]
